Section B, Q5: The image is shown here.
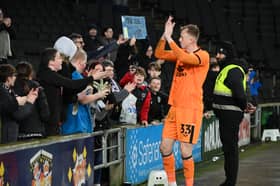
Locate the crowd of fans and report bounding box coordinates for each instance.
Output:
[0,7,264,144]
[0,6,173,145]
[0,6,266,185]
[0,9,174,183]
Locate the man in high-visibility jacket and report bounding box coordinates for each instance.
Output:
[213,41,256,186]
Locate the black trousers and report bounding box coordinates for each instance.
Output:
[214,109,243,186]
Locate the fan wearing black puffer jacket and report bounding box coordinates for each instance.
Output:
[14,79,50,139]
[14,62,50,140]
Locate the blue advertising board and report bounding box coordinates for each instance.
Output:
[124,124,202,184]
[121,16,147,39]
[0,135,94,186]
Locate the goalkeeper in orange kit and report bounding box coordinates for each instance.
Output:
[154,16,209,186]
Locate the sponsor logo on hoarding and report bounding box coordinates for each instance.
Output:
[204,119,222,152]
[125,124,201,184]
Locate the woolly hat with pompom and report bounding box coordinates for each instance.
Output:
[53,36,77,60]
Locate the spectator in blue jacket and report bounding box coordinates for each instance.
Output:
[61,49,110,135]
[248,68,262,106]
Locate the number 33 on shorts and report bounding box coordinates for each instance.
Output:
[180,123,195,142]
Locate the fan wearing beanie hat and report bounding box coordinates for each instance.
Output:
[88,23,97,31]
[84,23,102,52]
[54,36,78,61]
[216,41,237,61]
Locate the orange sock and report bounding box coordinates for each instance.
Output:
[183,156,194,186]
[162,153,176,183]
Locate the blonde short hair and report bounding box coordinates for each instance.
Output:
[180,24,200,40]
[71,49,87,63]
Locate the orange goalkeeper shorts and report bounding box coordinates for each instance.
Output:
[162,106,203,144]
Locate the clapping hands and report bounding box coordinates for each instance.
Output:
[27,88,39,103]
[163,16,175,41]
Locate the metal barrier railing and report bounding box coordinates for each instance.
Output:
[253,102,280,140]
[1,103,280,185]
[93,128,123,170]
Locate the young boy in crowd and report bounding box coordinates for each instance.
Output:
[131,67,151,126]
[148,77,168,124]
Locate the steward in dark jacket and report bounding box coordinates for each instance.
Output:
[212,41,255,186]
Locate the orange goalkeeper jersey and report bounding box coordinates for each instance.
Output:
[155,39,209,111]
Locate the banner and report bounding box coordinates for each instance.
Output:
[121,16,147,39]
[124,124,202,184]
[0,135,94,186]
[203,114,251,160]
[203,116,222,152]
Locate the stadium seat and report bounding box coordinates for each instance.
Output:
[173,0,187,20]
[227,17,247,54]
[211,0,231,41]
[244,0,258,17]
[185,0,201,26]
[197,0,217,37]
[262,129,280,142]
[260,74,274,100]
[158,0,173,13]
[147,170,168,186]
[99,0,114,28]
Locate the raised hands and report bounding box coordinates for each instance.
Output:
[124,82,136,93]
[129,37,136,46]
[90,71,109,80]
[97,88,110,100]
[16,96,27,106]
[117,34,129,45]
[26,88,39,104]
[164,16,175,41]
